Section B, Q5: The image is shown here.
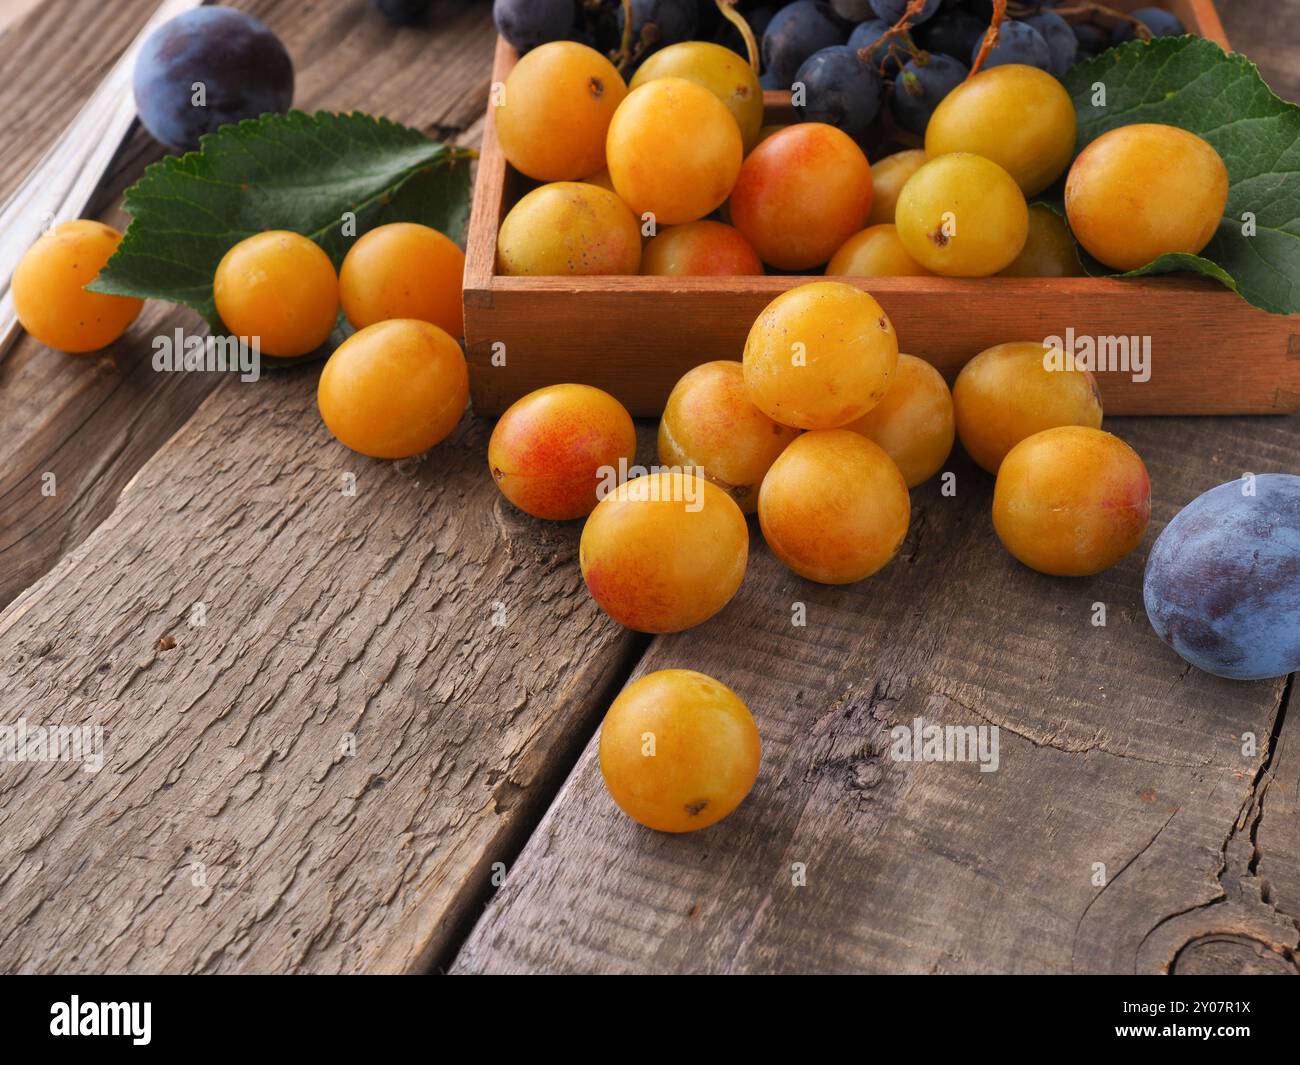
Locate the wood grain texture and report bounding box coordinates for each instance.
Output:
[0,0,498,610]
[1219,0,1300,101]
[463,15,1300,421]
[0,373,652,974]
[453,415,1300,974]
[467,274,1300,418]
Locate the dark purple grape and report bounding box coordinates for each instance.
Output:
[890,51,966,134]
[133,6,294,153]
[373,0,433,24]
[830,0,874,20]
[1023,10,1077,75]
[493,0,576,52]
[1112,7,1185,42]
[695,0,725,38]
[870,0,940,24]
[762,1,848,89]
[1072,22,1108,58]
[972,19,1051,72]
[848,19,909,77]
[618,0,698,59]
[793,44,882,137]
[716,3,778,58]
[915,8,985,60]
[964,0,1060,17]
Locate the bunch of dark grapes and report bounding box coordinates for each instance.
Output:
[485,0,1189,142]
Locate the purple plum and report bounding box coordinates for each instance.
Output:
[1144,474,1300,681]
[134,6,294,153]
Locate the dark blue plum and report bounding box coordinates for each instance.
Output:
[915,9,986,61]
[848,19,907,77]
[1071,22,1109,58]
[870,0,940,24]
[1113,7,1185,43]
[973,19,1051,72]
[762,1,848,89]
[373,0,433,24]
[1024,10,1077,75]
[493,0,575,52]
[890,52,966,134]
[133,6,294,153]
[793,45,882,137]
[1143,474,1300,681]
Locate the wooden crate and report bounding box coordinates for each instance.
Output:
[463,0,1300,418]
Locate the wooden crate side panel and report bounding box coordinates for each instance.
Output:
[467,278,1300,418]
[463,35,514,294]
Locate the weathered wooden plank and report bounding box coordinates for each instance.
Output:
[0,0,497,610]
[0,373,653,973]
[452,415,1300,974]
[1219,0,1300,101]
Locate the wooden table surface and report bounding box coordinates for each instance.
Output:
[1,0,1297,975]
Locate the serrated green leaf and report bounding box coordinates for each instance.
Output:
[1062,36,1300,315]
[89,110,475,328]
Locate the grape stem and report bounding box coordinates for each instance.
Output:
[854,0,929,77]
[611,0,635,72]
[607,0,668,73]
[968,0,1008,77]
[716,0,759,74]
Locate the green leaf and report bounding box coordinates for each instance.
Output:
[1062,37,1300,315]
[89,110,475,330]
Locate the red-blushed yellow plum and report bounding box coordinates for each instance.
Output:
[495,40,626,181]
[13,220,142,353]
[658,360,801,513]
[826,224,933,277]
[743,281,899,430]
[729,123,873,270]
[489,384,637,521]
[317,319,467,459]
[993,426,1151,577]
[580,470,748,633]
[844,354,954,488]
[496,182,641,276]
[953,341,1102,473]
[641,221,764,276]
[1065,123,1229,272]
[599,669,761,833]
[214,230,338,357]
[759,430,911,584]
